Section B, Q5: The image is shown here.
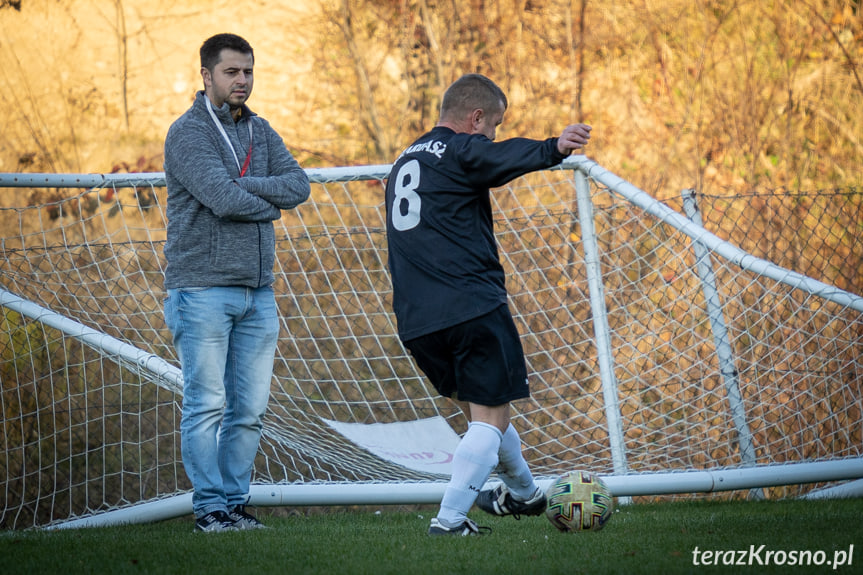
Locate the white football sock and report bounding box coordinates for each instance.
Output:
[497,423,539,501]
[437,421,502,527]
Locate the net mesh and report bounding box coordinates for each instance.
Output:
[1,167,861,529]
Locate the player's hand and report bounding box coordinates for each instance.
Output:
[557,123,592,155]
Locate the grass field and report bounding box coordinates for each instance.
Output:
[2,497,861,575]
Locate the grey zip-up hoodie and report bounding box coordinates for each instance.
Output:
[163,91,310,289]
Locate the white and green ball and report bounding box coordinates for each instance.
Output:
[545,471,613,532]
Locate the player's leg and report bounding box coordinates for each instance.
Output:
[415,305,534,534]
[434,403,506,529]
[164,286,236,531]
[431,422,501,531]
[497,422,542,500]
[405,324,497,535]
[434,399,545,529]
[456,398,544,518]
[472,305,545,518]
[475,421,546,518]
[219,285,279,529]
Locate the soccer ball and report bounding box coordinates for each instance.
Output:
[545,471,613,532]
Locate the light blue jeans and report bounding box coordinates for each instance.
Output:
[164,286,279,517]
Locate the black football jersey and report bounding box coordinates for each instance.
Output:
[385,126,567,341]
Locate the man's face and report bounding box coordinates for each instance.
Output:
[472,103,505,141]
[202,48,254,111]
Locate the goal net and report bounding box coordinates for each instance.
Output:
[1,158,861,530]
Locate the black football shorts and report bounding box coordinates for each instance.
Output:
[403,304,529,406]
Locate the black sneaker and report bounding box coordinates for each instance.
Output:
[229,505,267,530]
[475,485,546,519]
[195,510,238,532]
[427,517,491,536]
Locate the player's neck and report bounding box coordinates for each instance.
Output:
[436,119,470,134]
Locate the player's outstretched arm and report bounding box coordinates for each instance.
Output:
[557,123,592,155]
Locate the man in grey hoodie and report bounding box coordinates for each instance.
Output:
[162,33,310,532]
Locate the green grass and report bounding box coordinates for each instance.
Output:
[2,498,861,575]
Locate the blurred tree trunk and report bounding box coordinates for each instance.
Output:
[114,0,129,131]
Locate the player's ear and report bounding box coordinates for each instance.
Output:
[470,108,484,129]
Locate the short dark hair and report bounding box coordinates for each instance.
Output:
[200,33,254,71]
[440,74,508,120]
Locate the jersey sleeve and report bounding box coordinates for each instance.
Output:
[452,134,568,189]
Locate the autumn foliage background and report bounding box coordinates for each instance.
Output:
[0,0,861,198]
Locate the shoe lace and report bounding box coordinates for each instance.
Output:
[230,505,257,521]
[503,487,544,520]
[464,518,492,535]
[202,510,235,528]
[501,492,524,520]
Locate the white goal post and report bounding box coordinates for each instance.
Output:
[1,157,861,530]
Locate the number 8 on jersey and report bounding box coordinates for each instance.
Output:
[391,159,421,231]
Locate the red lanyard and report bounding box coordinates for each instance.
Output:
[240,139,252,176]
[206,96,254,177]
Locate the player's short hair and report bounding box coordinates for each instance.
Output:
[440,74,508,120]
[200,33,254,71]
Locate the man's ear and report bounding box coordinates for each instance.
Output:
[470,108,484,130]
[201,67,212,89]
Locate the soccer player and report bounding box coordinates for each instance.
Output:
[384,73,591,535]
[163,33,310,532]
